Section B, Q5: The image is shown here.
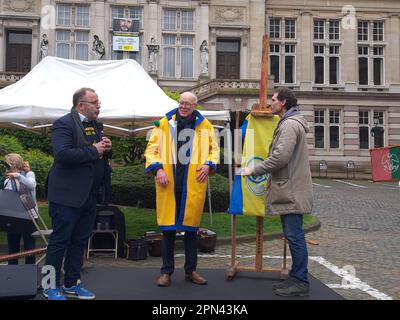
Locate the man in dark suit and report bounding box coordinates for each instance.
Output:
[44,88,112,300]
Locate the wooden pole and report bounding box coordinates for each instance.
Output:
[0,247,47,263]
[255,216,263,271]
[253,35,270,271]
[259,35,269,109]
[251,35,272,116]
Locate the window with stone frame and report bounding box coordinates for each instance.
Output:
[313,20,341,85]
[328,45,340,85]
[269,18,281,39]
[373,21,384,41]
[329,20,340,40]
[285,19,296,39]
[56,31,70,59]
[314,109,341,149]
[314,45,324,84]
[359,110,385,148]
[329,110,340,149]
[359,111,370,149]
[109,6,143,63]
[314,20,325,40]
[314,109,325,149]
[55,3,90,60]
[162,8,195,79]
[357,20,385,86]
[373,111,385,148]
[270,44,280,83]
[358,21,368,41]
[268,17,297,84]
[284,44,296,84]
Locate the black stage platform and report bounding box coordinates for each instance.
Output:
[36,267,344,300]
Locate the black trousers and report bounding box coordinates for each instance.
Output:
[161,192,198,275]
[7,232,36,265]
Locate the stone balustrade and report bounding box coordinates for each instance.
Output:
[0,72,26,88]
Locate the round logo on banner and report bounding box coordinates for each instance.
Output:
[381,153,400,173]
[245,157,269,196]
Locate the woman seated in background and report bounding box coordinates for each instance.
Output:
[3,153,38,265]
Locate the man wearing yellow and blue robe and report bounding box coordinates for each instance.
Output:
[145,92,219,287]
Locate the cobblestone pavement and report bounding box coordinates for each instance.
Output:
[85,178,400,300]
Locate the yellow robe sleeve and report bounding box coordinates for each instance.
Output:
[144,125,163,175]
[204,122,219,174]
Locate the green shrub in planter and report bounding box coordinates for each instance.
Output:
[110,164,230,212]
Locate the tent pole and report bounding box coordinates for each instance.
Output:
[231,113,239,269]
[226,121,233,195]
[207,176,212,226]
[222,121,235,267]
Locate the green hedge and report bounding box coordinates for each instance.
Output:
[0,135,25,156]
[111,136,147,165]
[110,164,230,212]
[0,129,51,154]
[23,150,53,198]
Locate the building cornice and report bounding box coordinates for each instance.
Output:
[0,14,40,20]
[209,24,250,30]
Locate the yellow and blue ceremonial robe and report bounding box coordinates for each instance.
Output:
[229,114,279,216]
[145,108,219,231]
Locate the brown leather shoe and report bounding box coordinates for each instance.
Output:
[157,274,171,287]
[185,271,208,285]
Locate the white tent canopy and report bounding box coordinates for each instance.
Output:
[0,56,230,133]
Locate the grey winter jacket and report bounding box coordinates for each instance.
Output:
[251,108,314,215]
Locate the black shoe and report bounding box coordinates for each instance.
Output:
[274,280,309,297]
[272,278,295,290]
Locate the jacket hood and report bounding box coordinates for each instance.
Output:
[281,107,310,133]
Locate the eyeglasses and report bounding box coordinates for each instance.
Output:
[80,100,101,106]
[179,101,196,107]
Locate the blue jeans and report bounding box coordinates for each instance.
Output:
[7,232,36,265]
[280,214,309,285]
[45,194,97,287]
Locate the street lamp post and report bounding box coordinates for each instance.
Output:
[371,118,384,148]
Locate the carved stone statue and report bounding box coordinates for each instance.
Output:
[200,40,209,75]
[92,35,105,60]
[40,34,49,60]
[147,36,160,73]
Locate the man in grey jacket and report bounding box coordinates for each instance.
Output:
[242,87,313,297]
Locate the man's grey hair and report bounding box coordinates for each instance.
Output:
[180,91,198,104]
[73,87,96,108]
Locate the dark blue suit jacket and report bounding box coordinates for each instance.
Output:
[47,112,110,208]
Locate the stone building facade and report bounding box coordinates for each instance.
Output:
[2,0,400,173]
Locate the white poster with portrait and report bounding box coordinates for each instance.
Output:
[112,18,139,34]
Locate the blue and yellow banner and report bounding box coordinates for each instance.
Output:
[229,114,279,216]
